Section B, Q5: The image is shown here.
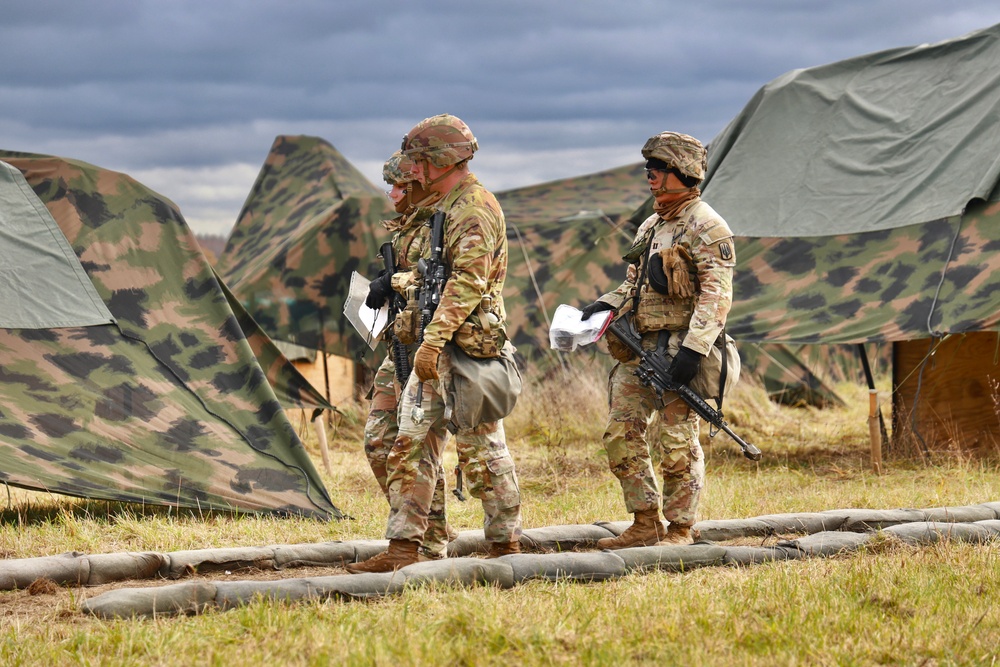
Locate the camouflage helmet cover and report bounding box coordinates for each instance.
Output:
[382,150,417,185]
[641,131,707,181]
[402,113,478,168]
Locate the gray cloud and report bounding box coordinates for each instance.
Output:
[3,0,1000,234]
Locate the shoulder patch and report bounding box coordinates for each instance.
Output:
[718,241,734,261]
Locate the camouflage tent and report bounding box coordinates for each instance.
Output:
[699,22,1000,345]
[0,151,340,518]
[216,135,391,359]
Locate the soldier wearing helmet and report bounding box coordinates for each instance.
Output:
[580,131,738,549]
[359,151,457,562]
[349,114,522,574]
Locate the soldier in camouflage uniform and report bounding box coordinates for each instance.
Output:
[348,114,522,573]
[358,151,455,560]
[581,132,736,548]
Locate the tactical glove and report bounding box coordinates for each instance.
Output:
[365,271,394,310]
[413,342,441,382]
[580,300,614,321]
[669,346,703,386]
[658,245,695,298]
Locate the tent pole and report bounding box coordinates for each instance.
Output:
[857,343,887,473]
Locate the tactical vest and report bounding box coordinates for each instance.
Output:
[626,220,697,334]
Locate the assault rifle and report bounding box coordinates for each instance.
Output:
[378,242,411,385]
[411,210,447,424]
[606,317,762,461]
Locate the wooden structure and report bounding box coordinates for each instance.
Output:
[893,332,1000,456]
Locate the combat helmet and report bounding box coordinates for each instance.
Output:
[382,151,416,185]
[402,114,478,168]
[641,131,707,182]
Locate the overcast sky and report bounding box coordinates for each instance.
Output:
[3,1,1000,236]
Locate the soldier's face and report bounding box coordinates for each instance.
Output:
[388,182,408,205]
[645,168,667,190]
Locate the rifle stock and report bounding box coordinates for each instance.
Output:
[606,318,761,462]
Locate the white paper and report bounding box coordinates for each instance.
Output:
[343,271,390,350]
[548,304,614,352]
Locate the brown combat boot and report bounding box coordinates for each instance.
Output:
[596,509,667,549]
[657,524,694,545]
[485,541,522,558]
[345,539,420,574]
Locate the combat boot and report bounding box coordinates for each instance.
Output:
[485,541,522,558]
[656,524,694,545]
[345,539,420,574]
[596,509,666,549]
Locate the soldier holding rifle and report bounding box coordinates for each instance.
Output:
[581,132,739,547]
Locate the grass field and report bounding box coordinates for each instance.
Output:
[1,356,999,665]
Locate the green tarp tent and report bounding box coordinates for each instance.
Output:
[0,152,340,518]
[695,22,1000,345]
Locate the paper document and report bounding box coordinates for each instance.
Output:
[548,304,614,352]
[343,271,389,350]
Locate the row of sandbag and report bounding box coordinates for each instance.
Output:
[4,502,1000,591]
[82,519,1000,619]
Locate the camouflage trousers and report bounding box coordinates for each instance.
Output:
[363,355,451,557]
[603,352,705,527]
[386,349,522,546]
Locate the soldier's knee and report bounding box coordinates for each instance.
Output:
[484,457,520,510]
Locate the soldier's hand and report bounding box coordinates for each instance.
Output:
[414,342,442,382]
[669,347,704,386]
[580,300,614,321]
[365,271,394,310]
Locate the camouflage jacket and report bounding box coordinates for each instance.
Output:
[421,173,508,353]
[382,207,434,280]
[599,198,735,355]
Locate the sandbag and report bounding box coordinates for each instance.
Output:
[447,530,489,557]
[0,552,88,589]
[83,581,217,619]
[693,519,772,542]
[521,524,616,552]
[884,522,995,545]
[753,512,847,535]
[821,508,926,532]
[616,544,726,573]
[501,552,626,583]
[399,557,515,589]
[161,546,278,579]
[780,531,872,556]
[272,542,356,569]
[593,520,631,537]
[86,552,166,585]
[920,506,997,524]
[722,546,803,566]
[976,502,1000,518]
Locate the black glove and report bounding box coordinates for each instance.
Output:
[365,271,394,310]
[669,347,704,386]
[581,300,614,321]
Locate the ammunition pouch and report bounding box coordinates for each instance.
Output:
[633,288,695,333]
[605,329,636,364]
[394,295,421,345]
[452,295,505,359]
